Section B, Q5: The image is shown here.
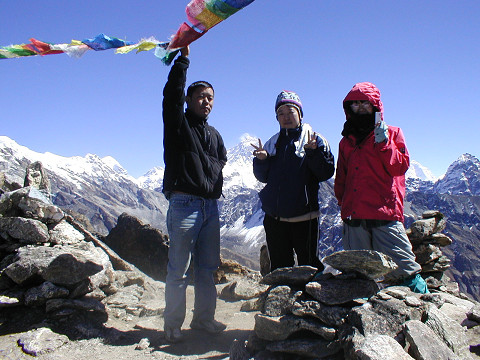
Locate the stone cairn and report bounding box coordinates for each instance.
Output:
[407,210,457,293]
[229,213,480,360]
[0,163,167,355]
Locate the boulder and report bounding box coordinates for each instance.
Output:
[323,250,398,280]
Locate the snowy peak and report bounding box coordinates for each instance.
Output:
[137,166,164,190]
[406,160,437,182]
[223,134,262,190]
[101,156,129,176]
[0,136,136,188]
[434,153,480,195]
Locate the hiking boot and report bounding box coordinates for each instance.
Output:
[164,327,183,343]
[190,319,227,334]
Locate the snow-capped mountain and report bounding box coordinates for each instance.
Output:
[218,134,267,260]
[0,136,168,234]
[137,166,164,191]
[406,160,438,182]
[434,153,480,196]
[1,135,479,300]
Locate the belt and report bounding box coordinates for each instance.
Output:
[344,219,392,228]
[275,211,320,223]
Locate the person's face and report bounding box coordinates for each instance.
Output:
[350,100,373,115]
[186,86,214,118]
[276,105,301,129]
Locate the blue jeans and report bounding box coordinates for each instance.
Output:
[164,193,221,329]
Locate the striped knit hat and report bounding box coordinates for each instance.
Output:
[275,90,303,117]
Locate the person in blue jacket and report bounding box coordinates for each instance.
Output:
[252,90,335,272]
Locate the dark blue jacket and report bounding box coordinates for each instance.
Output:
[253,125,334,218]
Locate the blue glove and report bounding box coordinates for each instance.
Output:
[374,121,389,143]
[401,273,429,294]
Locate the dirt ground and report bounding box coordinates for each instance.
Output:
[0,284,258,360]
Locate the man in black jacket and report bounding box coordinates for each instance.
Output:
[162,46,227,343]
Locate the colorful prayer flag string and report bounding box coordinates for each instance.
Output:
[0,0,256,65]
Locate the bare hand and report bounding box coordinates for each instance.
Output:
[251,138,268,160]
[304,131,318,150]
[180,45,190,57]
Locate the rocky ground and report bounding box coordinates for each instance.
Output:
[0,282,258,360]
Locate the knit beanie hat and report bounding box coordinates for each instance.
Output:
[275,90,303,117]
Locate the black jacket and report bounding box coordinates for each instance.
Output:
[253,126,335,218]
[162,56,227,199]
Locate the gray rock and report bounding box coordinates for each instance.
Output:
[0,294,21,307]
[371,294,424,320]
[323,250,398,280]
[306,277,379,305]
[24,161,51,196]
[254,313,336,341]
[425,304,472,359]
[439,302,478,327]
[408,216,447,240]
[382,287,408,300]
[5,244,104,286]
[18,189,63,223]
[422,210,444,220]
[103,213,169,281]
[114,270,146,287]
[0,187,62,223]
[338,324,366,359]
[260,265,317,287]
[355,334,414,360]
[24,281,69,306]
[105,284,143,309]
[17,327,69,356]
[405,296,423,307]
[421,255,451,272]
[435,291,476,312]
[220,278,268,301]
[49,220,85,245]
[240,296,264,312]
[425,232,453,247]
[466,326,480,356]
[404,320,460,360]
[291,300,349,327]
[414,244,443,265]
[266,338,341,359]
[69,279,94,299]
[45,297,107,323]
[0,216,49,244]
[348,303,401,339]
[135,338,150,350]
[263,285,301,317]
[259,244,270,276]
[349,295,425,340]
[85,243,115,290]
[0,171,22,193]
[467,305,480,323]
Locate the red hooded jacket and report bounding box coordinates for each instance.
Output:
[334,82,409,222]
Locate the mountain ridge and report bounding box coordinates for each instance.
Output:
[1,135,479,300]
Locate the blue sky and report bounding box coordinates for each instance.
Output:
[2,1,479,178]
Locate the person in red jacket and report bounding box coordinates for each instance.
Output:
[334,82,428,293]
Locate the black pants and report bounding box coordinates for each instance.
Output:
[263,214,324,272]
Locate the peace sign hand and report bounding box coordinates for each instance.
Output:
[251,138,268,160]
[304,131,318,150]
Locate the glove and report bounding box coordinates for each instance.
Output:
[401,273,429,294]
[374,121,389,143]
